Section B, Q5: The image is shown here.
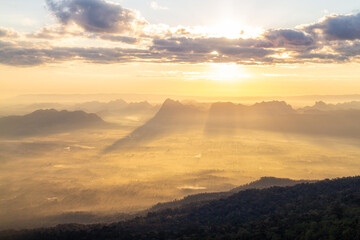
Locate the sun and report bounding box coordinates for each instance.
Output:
[213,19,244,39]
[208,63,251,82]
[211,19,263,39]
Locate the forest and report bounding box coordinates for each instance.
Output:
[1,176,359,240]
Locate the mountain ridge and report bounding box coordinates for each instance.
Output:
[0,109,108,138]
[150,176,315,212]
[104,99,207,152]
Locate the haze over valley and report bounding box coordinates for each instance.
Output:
[1,97,360,230]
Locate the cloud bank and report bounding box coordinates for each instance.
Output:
[1,0,360,66]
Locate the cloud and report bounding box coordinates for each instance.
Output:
[306,13,360,40]
[99,35,140,44]
[0,38,273,67]
[152,37,272,54]
[150,1,168,10]
[0,27,19,38]
[264,29,314,47]
[3,8,360,66]
[0,34,351,67]
[333,40,360,57]
[0,46,151,66]
[150,37,276,63]
[295,53,348,62]
[27,24,83,39]
[46,0,147,34]
[27,24,143,45]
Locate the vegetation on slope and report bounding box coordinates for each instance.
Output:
[1,176,359,240]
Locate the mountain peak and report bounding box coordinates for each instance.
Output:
[0,109,106,138]
[162,98,182,107]
[253,101,295,114]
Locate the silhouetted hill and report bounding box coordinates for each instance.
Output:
[150,177,314,212]
[2,176,359,240]
[205,101,296,135]
[251,101,296,115]
[206,101,360,138]
[72,99,157,116]
[0,109,107,138]
[0,99,159,119]
[104,99,207,152]
[72,99,127,113]
[301,101,360,112]
[230,176,315,192]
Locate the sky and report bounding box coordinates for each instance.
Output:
[1,0,360,98]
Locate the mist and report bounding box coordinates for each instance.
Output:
[1,97,360,230]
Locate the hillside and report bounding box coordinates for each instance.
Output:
[0,109,108,138]
[2,176,359,239]
[151,177,314,212]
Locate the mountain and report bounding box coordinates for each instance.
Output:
[0,102,67,117]
[301,101,360,112]
[104,99,207,152]
[0,99,159,119]
[150,177,314,212]
[230,176,315,192]
[206,101,360,138]
[205,101,296,135]
[71,99,158,116]
[2,176,359,240]
[72,99,128,113]
[0,109,107,138]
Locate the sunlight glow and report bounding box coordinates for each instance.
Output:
[209,63,251,82]
[210,19,263,39]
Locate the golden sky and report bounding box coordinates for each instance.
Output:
[1,0,360,97]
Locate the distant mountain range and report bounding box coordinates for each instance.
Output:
[71,99,159,117]
[3,98,360,144]
[2,176,359,239]
[300,101,360,112]
[0,99,159,120]
[105,99,360,152]
[0,109,108,138]
[205,101,360,137]
[205,101,295,135]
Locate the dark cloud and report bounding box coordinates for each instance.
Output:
[0,40,273,67]
[151,37,273,58]
[46,0,147,33]
[0,37,355,67]
[306,13,360,40]
[333,41,360,57]
[0,47,150,66]
[296,53,348,62]
[100,35,140,44]
[217,46,273,58]
[264,29,314,47]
